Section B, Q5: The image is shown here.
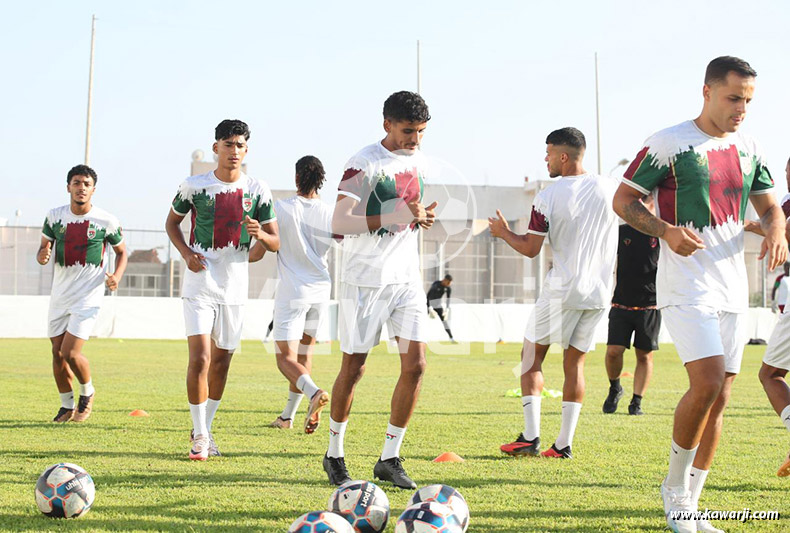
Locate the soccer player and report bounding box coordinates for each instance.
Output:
[426,274,456,342]
[165,119,279,461]
[493,127,618,460]
[603,195,660,416]
[613,57,786,533]
[38,164,128,423]
[255,155,332,433]
[322,91,437,489]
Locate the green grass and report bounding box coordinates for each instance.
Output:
[0,339,787,532]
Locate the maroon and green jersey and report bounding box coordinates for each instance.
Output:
[622,120,773,311]
[42,205,123,309]
[172,171,275,304]
[338,142,427,287]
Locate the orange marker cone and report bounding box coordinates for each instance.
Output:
[620,372,634,378]
[129,409,149,417]
[433,452,464,463]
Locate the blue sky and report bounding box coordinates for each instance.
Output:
[2,0,789,228]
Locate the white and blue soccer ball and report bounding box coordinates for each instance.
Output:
[328,480,390,533]
[395,502,464,533]
[34,462,95,519]
[288,511,355,533]
[408,484,469,531]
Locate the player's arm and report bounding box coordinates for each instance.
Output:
[488,209,544,258]
[332,195,437,236]
[105,241,128,291]
[165,209,206,273]
[249,240,266,263]
[37,236,53,265]
[613,183,704,257]
[750,193,788,271]
[245,216,279,252]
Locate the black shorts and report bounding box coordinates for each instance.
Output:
[607,307,661,351]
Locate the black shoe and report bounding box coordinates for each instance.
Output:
[52,407,74,423]
[541,443,573,459]
[500,433,541,456]
[602,385,623,414]
[373,457,417,489]
[323,454,351,486]
[628,402,644,416]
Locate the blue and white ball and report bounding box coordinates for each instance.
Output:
[395,502,464,533]
[408,484,469,531]
[288,511,355,533]
[328,480,390,533]
[34,463,95,518]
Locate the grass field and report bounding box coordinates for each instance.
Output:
[0,338,788,532]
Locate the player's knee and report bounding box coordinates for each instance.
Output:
[693,374,725,402]
[634,350,652,363]
[188,352,211,373]
[758,364,781,388]
[402,357,427,379]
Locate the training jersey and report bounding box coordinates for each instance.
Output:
[42,205,124,310]
[338,142,427,287]
[273,196,333,303]
[171,171,275,304]
[622,120,773,312]
[527,173,619,309]
[426,280,451,308]
[612,224,659,308]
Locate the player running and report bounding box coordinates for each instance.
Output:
[166,119,279,461]
[426,274,456,342]
[38,164,128,423]
[493,127,618,460]
[322,91,437,489]
[614,57,786,533]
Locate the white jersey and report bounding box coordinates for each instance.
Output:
[527,173,619,309]
[337,142,428,288]
[274,196,333,303]
[42,205,124,310]
[171,171,276,305]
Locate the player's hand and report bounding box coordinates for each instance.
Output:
[488,210,510,239]
[105,272,120,291]
[37,241,52,265]
[418,201,438,229]
[663,226,705,256]
[760,229,789,271]
[185,252,207,272]
[244,215,262,240]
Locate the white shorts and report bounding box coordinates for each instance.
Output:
[338,281,427,354]
[524,299,605,353]
[273,298,328,342]
[662,305,746,374]
[183,298,244,351]
[48,305,100,340]
[764,312,790,371]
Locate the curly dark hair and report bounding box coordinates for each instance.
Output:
[215,119,250,141]
[705,56,756,85]
[66,164,97,185]
[295,155,325,195]
[545,127,586,151]
[383,91,431,123]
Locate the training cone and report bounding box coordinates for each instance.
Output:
[621,372,634,378]
[433,452,464,463]
[129,409,149,417]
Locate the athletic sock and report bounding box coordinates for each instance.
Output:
[281,391,304,420]
[666,439,698,488]
[445,328,454,340]
[781,404,790,432]
[631,394,642,406]
[688,467,709,509]
[296,374,320,400]
[189,401,208,437]
[59,391,75,409]
[381,423,406,460]
[328,418,348,458]
[609,378,621,389]
[555,401,582,449]
[521,395,541,441]
[205,398,221,433]
[79,380,95,397]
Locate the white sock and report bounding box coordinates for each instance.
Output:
[328,418,348,458]
[79,380,95,397]
[688,467,708,509]
[205,398,221,433]
[59,391,75,409]
[554,401,582,449]
[780,404,790,432]
[281,391,304,420]
[666,439,698,489]
[296,374,320,400]
[521,395,541,441]
[190,401,208,437]
[381,423,406,461]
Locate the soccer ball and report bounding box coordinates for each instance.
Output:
[288,511,355,532]
[34,463,95,518]
[408,484,469,531]
[328,480,390,533]
[395,502,464,533]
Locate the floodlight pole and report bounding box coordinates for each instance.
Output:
[85,15,97,165]
[595,52,602,175]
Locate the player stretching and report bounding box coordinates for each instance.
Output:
[166,119,279,460]
[614,57,786,533]
[38,164,127,423]
[323,91,437,489]
[494,127,618,460]
[257,156,332,433]
[426,274,456,342]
